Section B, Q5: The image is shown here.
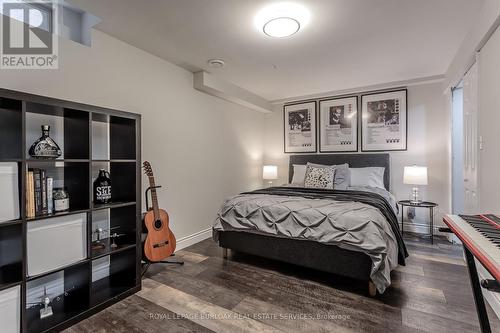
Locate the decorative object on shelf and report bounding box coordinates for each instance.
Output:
[319,96,358,152]
[143,161,177,262]
[284,101,317,153]
[39,286,53,319]
[92,226,119,250]
[403,165,428,204]
[29,125,62,159]
[53,187,69,212]
[93,169,112,204]
[262,165,278,187]
[361,89,407,151]
[26,285,77,320]
[110,232,125,249]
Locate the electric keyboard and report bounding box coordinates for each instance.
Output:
[443,214,500,280]
[443,214,500,333]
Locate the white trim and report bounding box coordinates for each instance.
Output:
[271,74,445,105]
[176,227,212,251]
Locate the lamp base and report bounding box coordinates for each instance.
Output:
[410,186,423,204]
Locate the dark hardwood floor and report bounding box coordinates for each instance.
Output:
[65,234,499,332]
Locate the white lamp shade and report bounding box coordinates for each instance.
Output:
[263,165,278,180]
[403,166,428,185]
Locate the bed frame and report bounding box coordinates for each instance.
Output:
[218,153,391,296]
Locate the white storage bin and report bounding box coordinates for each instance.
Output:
[0,163,19,223]
[0,285,21,333]
[27,213,87,277]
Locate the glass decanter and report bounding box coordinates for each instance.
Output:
[29,125,62,159]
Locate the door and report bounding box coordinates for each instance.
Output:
[451,85,464,214]
[462,61,479,214]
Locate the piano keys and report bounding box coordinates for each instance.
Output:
[443,214,500,333]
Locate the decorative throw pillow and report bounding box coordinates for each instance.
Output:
[304,164,335,189]
[307,163,350,190]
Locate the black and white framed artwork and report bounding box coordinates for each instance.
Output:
[361,89,407,151]
[319,96,358,152]
[284,101,317,153]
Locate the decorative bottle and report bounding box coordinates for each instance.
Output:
[29,125,62,159]
[94,169,112,204]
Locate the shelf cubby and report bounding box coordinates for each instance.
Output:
[26,263,90,333]
[0,88,141,332]
[25,102,89,160]
[91,205,137,258]
[90,247,137,307]
[109,162,136,203]
[0,97,22,160]
[91,205,137,259]
[110,116,136,160]
[92,113,137,161]
[0,224,23,289]
[27,161,90,215]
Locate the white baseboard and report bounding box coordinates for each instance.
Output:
[176,227,212,251]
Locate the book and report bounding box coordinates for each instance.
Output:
[33,169,42,216]
[27,170,35,218]
[26,171,31,218]
[40,169,48,215]
[46,177,53,215]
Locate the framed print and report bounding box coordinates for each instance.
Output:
[284,101,317,153]
[361,89,407,151]
[319,96,358,152]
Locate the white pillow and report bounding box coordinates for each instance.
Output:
[350,167,386,189]
[291,164,307,185]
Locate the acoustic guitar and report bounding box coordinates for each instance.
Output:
[142,161,176,262]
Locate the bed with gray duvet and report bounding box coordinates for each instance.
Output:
[213,154,408,295]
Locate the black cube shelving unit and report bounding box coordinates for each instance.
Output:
[0,88,141,333]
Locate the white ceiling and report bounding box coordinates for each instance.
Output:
[68,0,483,101]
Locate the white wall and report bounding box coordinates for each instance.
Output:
[478,24,500,214]
[0,30,265,246]
[264,82,450,233]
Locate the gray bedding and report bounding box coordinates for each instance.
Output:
[213,186,403,293]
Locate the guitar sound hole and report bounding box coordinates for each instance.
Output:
[154,220,163,230]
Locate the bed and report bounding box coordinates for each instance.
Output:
[213,153,408,296]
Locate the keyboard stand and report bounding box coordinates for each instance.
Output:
[464,246,492,333]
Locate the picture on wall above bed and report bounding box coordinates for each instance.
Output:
[319,96,358,152]
[361,89,407,151]
[284,101,317,153]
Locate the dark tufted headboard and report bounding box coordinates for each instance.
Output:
[288,153,391,190]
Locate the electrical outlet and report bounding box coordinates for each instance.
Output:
[407,207,415,220]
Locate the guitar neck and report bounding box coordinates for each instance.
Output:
[148,177,160,220]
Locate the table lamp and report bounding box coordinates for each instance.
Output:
[403,165,428,204]
[263,165,278,187]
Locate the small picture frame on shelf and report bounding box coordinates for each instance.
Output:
[284,101,317,153]
[361,89,407,151]
[319,96,358,152]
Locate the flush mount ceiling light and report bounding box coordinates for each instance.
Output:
[255,2,310,38]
